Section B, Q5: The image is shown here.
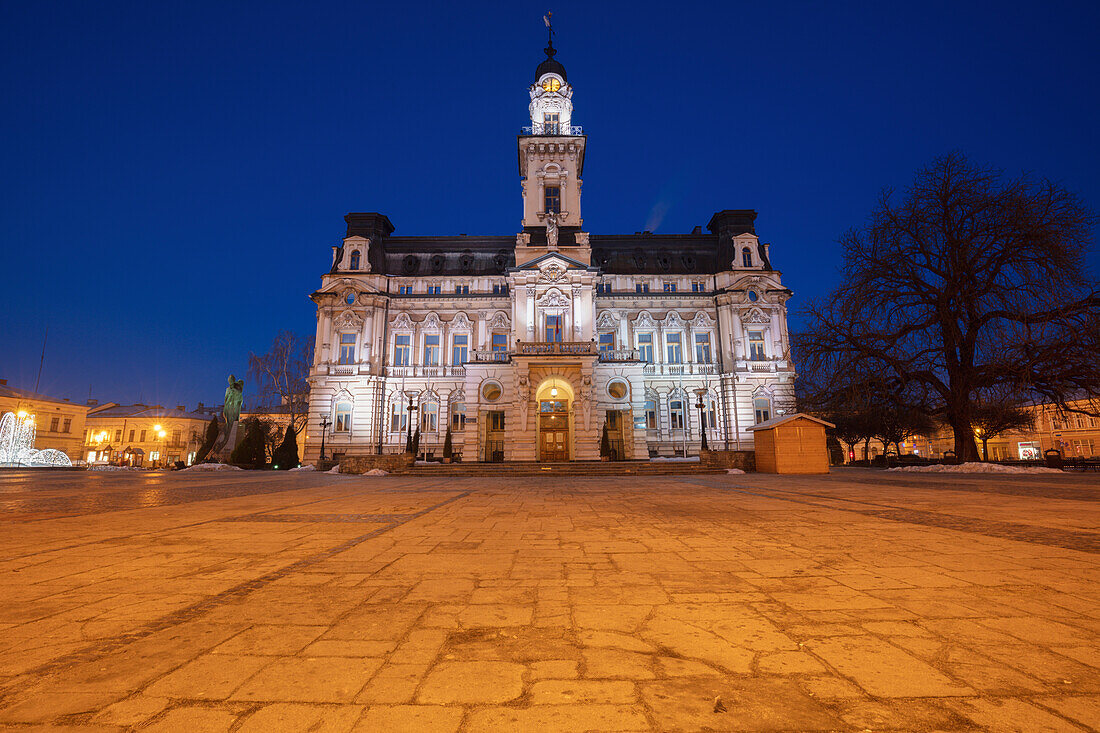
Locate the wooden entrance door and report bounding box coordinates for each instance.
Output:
[538,400,569,461]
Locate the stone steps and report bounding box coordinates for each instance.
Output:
[403,460,725,476]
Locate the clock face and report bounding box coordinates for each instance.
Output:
[542,77,561,92]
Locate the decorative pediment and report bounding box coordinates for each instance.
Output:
[663,311,685,329]
[633,311,657,329]
[691,311,715,328]
[538,263,568,283]
[450,389,465,403]
[488,311,510,329]
[334,310,363,330]
[743,308,770,324]
[536,287,570,308]
[450,312,472,330]
[595,311,619,330]
[391,312,414,330]
[422,312,442,330]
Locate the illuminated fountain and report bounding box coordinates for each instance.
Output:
[0,411,73,467]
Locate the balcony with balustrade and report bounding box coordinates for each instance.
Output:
[384,365,466,378]
[520,124,584,136]
[642,363,718,376]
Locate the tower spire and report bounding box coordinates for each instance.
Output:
[543,11,554,55]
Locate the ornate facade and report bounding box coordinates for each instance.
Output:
[305,40,796,463]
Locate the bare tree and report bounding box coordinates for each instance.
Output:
[247,331,313,435]
[796,153,1100,462]
[971,396,1036,461]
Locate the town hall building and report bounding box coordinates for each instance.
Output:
[305,38,796,463]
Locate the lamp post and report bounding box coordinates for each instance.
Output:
[318,415,331,461]
[405,393,418,455]
[693,387,709,453]
[154,424,167,468]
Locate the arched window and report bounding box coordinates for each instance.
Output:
[421,400,439,432]
[754,397,771,424]
[349,250,361,270]
[390,399,408,432]
[334,401,352,432]
[451,401,466,431]
[669,399,685,430]
[742,247,753,267]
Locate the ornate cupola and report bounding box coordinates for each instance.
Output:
[528,41,574,135]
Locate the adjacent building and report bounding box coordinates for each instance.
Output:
[0,379,88,461]
[305,39,796,463]
[84,402,216,467]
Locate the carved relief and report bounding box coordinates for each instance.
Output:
[539,263,567,282]
[422,312,442,330]
[663,311,685,329]
[391,312,414,330]
[633,311,658,329]
[690,311,715,328]
[450,312,472,330]
[595,310,619,330]
[488,311,510,330]
[743,308,770,324]
[334,310,363,330]
[536,287,570,308]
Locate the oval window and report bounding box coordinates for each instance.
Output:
[481,381,502,402]
[747,291,758,302]
[345,292,356,305]
[607,380,628,400]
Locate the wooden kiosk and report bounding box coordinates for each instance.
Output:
[748,413,835,474]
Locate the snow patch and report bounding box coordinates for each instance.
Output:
[326,465,342,474]
[363,468,389,476]
[288,465,315,472]
[91,465,141,471]
[888,462,1062,474]
[182,463,243,472]
[726,468,746,474]
[650,456,701,463]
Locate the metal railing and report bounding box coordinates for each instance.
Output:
[520,124,584,136]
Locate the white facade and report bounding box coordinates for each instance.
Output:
[305,45,795,463]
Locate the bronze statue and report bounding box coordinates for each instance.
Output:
[223,374,244,428]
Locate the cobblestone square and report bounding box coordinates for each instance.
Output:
[0,468,1097,731]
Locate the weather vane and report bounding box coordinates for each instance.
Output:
[543,10,554,47]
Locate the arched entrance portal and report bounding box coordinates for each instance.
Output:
[535,377,574,462]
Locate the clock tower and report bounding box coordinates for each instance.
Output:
[517,36,589,264]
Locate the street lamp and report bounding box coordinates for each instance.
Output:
[319,415,331,461]
[693,387,709,452]
[405,393,418,455]
[154,424,167,468]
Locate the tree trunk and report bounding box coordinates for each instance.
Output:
[948,411,981,462]
[981,438,989,462]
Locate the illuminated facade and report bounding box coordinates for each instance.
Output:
[0,379,87,461]
[305,40,795,463]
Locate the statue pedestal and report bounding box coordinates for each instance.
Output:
[212,422,240,463]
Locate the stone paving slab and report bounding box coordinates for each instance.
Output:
[0,467,1097,730]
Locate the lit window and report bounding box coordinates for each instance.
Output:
[335,402,352,432]
[349,250,360,270]
[424,335,440,366]
[544,186,561,213]
[339,333,356,364]
[598,333,615,353]
[670,400,684,429]
[390,401,408,432]
[748,331,766,360]
[754,398,771,424]
[489,411,505,431]
[545,315,563,343]
[452,334,468,365]
[644,400,657,429]
[398,285,413,295]
[451,402,466,431]
[421,401,439,432]
[742,247,753,267]
[544,112,560,134]
[607,381,628,400]
[666,333,683,364]
[637,333,653,363]
[663,281,677,292]
[491,333,508,352]
[694,333,712,363]
[482,381,503,402]
[393,335,410,366]
[636,282,650,293]
[455,285,469,295]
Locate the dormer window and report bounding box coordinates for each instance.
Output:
[742,247,753,267]
[544,112,560,134]
[349,250,361,270]
[544,186,561,213]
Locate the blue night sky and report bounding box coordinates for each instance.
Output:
[2,1,1098,408]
